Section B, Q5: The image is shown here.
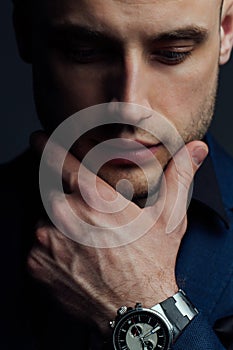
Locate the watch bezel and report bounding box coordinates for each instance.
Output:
[112,306,173,350]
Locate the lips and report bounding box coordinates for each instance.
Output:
[107,139,158,149]
[91,138,162,166]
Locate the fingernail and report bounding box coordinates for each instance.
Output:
[192,146,208,166]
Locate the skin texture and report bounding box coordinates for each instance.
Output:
[13,0,233,338]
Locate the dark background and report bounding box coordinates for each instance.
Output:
[1,2,233,164]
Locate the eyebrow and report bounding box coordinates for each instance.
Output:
[152,26,209,44]
[47,22,209,45]
[47,23,114,43]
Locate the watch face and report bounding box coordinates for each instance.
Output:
[113,310,171,350]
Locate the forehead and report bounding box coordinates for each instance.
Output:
[35,0,221,36]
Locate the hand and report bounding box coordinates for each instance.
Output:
[28,131,208,335]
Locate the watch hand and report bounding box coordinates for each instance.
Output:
[143,325,161,339]
[139,336,148,350]
[132,319,142,338]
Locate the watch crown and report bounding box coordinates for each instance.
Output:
[117,306,128,316]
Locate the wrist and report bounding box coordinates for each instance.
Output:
[137,281,179,309]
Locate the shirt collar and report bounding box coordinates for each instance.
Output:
[192,153,230,228]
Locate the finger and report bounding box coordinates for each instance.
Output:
[33,218,75,266]
[31,131,132,216]
[31,131,113,195]
[158,141,208,233]
[30,131,81,192]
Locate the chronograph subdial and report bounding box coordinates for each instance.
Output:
[113,309,172,350]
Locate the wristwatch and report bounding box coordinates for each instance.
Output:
[110,290,198,350]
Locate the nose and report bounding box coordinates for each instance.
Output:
[108,50,153,124]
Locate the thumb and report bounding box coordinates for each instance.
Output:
[161,141,209,234]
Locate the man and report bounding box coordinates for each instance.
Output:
[1,0,233,349]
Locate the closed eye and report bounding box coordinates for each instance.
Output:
[64,46,116,63]
[151,49,193,65]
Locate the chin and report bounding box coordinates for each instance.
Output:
[97,164,164,208]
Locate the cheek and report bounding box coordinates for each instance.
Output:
[149,44,219,132]
[33,57,111,128]
[52,66,106,109]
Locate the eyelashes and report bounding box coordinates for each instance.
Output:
[66,47,112,63]
[151,50,192,65]
[58,42,193,66]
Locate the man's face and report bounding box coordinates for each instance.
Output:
[31,0,221,202]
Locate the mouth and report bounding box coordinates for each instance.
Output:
[91,138,162,166]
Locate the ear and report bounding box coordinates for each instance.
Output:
[220,0,233,65]
[12,5,32,63]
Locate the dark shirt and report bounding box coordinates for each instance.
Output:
[192,156,233,348]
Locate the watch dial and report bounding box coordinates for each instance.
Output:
[113,310,171,350]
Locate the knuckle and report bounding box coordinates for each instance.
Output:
[65,171,79,192]
[80,183,98,209]
[49,194,68,224]
[35,227,49,246]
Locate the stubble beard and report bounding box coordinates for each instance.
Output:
[98,69,219,208]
